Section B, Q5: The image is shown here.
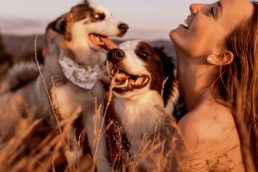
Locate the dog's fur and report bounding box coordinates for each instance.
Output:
[105,40,178,170]
[0,1,128,171]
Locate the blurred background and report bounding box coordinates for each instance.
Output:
[0,0,214,80]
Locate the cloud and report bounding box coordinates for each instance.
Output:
[0,17,47,35]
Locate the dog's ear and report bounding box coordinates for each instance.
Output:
[154,47,177,106]
[83,0,89,4]
[154,47,175,79]
[51,15,66,34]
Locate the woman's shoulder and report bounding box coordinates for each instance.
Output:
[179,99,235,134]
[178,99,238,144]
[178,112,236,152]
[175,99,243,171]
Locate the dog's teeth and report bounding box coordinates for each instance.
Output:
[134,77,143,85]
[97,36,102,42]
[94,35,103,44]
[114,79,128,89]
[120,79,128,88]
[111,68,118,76]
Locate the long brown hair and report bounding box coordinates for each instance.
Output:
[212,1,258,170]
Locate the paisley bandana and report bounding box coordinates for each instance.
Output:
[59,56,100,89]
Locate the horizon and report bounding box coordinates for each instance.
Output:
[0,0,214,41]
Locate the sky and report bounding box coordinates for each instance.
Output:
[0,0,214,41]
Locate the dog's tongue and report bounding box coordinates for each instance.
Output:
[89,34,117,50]
[100,36,117,50]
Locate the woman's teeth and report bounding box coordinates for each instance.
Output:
[184,19,189,29]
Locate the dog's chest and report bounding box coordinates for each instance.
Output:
[113,96,163,140]
[51,81,104,119]
[112,97,165,159]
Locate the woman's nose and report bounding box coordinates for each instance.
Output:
[190,3,204,14]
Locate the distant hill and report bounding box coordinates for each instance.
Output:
[3,34,45,55]
[2,34,176,58]
[148,39,176,57]
[0,34,176,82]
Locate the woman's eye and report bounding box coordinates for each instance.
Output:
[209,6,217,16]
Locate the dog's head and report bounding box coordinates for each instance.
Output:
[106,40,176,105]
[51,1,128,65]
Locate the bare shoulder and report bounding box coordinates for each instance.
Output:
[173,100,244,171]
[179,100,236,140]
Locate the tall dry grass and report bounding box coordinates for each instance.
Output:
[0,36,179,172]
[0,36,256,172]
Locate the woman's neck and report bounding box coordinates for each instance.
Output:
[176,51,216,112]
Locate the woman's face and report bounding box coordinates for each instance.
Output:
[170,0,253,58]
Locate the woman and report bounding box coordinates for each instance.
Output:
[169,0,257,171]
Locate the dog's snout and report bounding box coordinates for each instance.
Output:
[118,23,129,34]
[107,48,125,63]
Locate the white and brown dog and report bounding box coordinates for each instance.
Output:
[0,1,128,171]
[105,40,178,170]
[48,1,129,171]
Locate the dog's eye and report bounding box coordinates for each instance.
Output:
[91,13,105,21]
[138,52,150,60]
[136,45,152,60]
[141,53,148,57]
[93,14,100,19]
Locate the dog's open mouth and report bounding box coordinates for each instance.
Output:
[110,67,149,93]
[89,33,117,51]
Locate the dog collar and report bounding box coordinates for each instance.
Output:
[59,55,100,89]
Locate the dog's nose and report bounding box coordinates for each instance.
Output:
[118,23,129,34]
[107,48,125,63]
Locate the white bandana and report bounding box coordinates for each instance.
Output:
[59,55,100,89]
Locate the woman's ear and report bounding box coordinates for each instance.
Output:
[207,50,234,65]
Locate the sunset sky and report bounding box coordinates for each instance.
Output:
[0,0,214,40]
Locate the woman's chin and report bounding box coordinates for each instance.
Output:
[169,31,182,47]
[169,27,183,42]
[169,29,176,40]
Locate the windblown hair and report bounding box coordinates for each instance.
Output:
[212,1,258,170]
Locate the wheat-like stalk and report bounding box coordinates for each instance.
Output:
[34,35,69,149]
[1,35,255,172]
